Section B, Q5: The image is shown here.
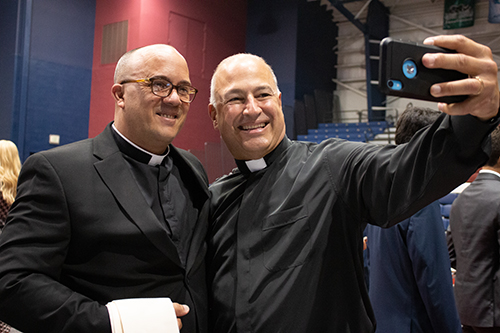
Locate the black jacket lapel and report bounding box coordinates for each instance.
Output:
[92,124,182,268]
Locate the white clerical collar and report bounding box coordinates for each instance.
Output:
[479,169,500,179]
[245,158,267,172]
[112,124,169,166]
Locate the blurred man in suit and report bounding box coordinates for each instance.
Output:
[449,125,500,333]
[365,106,461,333]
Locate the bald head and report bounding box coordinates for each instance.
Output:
[114,44,187,84]
[210,53,279,108]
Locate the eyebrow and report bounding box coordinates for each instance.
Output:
[254,85,274,92]
[150,75,192,86]
[224,85,274,96]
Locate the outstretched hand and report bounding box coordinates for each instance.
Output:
[422,35,499,121]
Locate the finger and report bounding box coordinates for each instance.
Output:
[173,303,190,317]
[423,34,490,59]
[436,88,500,121]
[421,52,492,77]
[422,35,495,77]
[173,303,189,330]
[178,318,183,330]
[430,77,484,98]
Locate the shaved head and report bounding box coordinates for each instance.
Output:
[210,53,279,108]
[114,44,186,84]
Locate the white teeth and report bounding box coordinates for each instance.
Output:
[242,123,266,130]
[159,114,176,119]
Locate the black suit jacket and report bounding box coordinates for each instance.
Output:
[449,172,500,327]
[0,123,209,333]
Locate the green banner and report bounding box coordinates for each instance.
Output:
[444,0,476,29]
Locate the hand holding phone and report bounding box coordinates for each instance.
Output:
[379,37,468,104]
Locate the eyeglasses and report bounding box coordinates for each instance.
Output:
[120,77,198,103]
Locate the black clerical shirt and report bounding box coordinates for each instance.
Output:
[207,114,498,333]
[111,126,197,267]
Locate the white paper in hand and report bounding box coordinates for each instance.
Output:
[107,298,179,333]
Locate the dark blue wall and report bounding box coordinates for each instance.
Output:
[245,0,299,140]
[245,0,338,138]
[0,0,95,161]
[295,1,337,100]
[0,1,18,141]
[246,0,298,109]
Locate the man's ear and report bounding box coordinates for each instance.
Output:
[112,84,125,109]
[208,104,219,129]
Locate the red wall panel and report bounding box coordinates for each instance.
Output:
[89,0,247,152]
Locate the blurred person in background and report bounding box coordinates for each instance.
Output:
[448,125,500,333]
[365,107,461,333]
[0,140,22,333]
[0,140,21,231]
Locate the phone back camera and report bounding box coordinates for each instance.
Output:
[402,59,417,79]
[387,80,402,91]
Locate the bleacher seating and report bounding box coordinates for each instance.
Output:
[297,121,389,143]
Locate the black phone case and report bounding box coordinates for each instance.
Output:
[379,37,468,104]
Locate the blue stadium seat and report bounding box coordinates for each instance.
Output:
[439,192,459,205]
[439,192,459,230]
[441,204,452,218]
[299,121,389,144]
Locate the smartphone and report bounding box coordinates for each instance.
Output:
[379,37,468,104]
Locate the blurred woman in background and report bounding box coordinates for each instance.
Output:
[0,140,21,229]
[0,140,21,333]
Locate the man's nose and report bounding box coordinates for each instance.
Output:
[243,95,260,114]
[162,88,182,105]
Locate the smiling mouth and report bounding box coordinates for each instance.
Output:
[239,123,268,131]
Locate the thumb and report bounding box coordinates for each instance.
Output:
[173,302,190,317]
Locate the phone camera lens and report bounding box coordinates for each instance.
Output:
[387,80,402,91]
[402,59,417,79]
[406,64,415,75]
